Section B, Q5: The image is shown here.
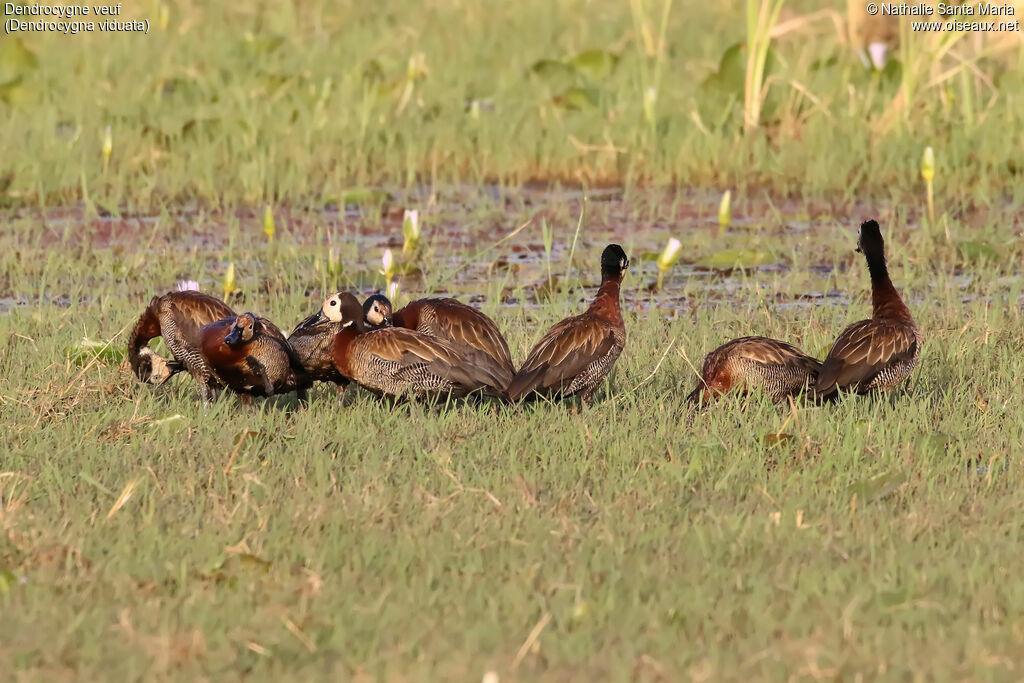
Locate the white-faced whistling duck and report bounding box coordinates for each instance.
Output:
[329,293,507,400]
[507,243,629,404]
[128,290,236,401]
[815,220,922,398]
[288,293,391,397]
[686,336,822,407]
[200,313,311,401]
[363,293,516,392]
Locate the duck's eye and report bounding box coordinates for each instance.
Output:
[329,299,337,307]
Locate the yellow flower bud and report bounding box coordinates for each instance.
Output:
[921,146,935,181]
[263,205,275,244]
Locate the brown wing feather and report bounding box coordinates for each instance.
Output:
[429,299,515,371]
[816,319,917,395]
[688,336,821,405]
[359,328,504,394]
[729,336,822,372]
[363,327,462,364]
[508,314,617,400]
[169,293,235,348]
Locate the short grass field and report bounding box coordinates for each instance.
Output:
[3,0,1024,680]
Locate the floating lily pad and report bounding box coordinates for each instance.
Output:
[568,49,619,81]
[847,470,907,503]
[700,248,774,269]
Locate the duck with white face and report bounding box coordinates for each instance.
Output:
[362,294,393,329]
[287,293,393,398]
[200,312,310,402]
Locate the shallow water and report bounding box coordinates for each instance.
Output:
[2,187,1022,315]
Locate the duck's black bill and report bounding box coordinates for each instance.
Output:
[296,310,325,330]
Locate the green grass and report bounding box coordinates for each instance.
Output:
[2,194,1023,678]
[2,0,1024,208]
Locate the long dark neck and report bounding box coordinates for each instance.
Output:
[867,254,912,321]
[590,274,623,325]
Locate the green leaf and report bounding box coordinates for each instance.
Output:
[700,248,774,269]
[847,470,907,503]
[878,588,911,607]
[66,337,127,366]
[552,86,600,110]
[0,77,33,106]
[568,49,619,81]
[529,58,576,83]
[149,414,186,430]
[697,42,782,126]
[0,569,17,594]
[0,37,38,83]
[957,241,999,264]
[241,34,285,55]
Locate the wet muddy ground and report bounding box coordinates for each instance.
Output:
[2,187,1022,316]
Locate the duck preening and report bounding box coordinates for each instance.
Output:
[815,220,921,398]
[288,292,393,398]
[200,312,311,400]
[507,244,629,404]
[127,290,236,401]
[288,293,351,390]
[687,336,821,407]
[329,293,507,400]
